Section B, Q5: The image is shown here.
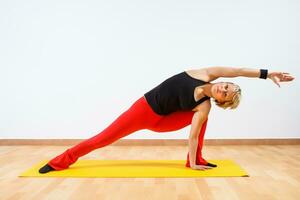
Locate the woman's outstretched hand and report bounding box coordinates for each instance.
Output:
[268,71,295,87]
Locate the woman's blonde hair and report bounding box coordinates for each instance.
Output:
[213,82,242,110]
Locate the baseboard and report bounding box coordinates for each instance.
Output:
[0,138,300,146]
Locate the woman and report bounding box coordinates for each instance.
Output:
[39,67,294,173]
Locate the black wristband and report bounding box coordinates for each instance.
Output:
[259,69,268,79]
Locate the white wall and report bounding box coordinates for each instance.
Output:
[0,0,299,139]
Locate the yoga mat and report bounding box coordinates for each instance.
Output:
[19,160,249,178]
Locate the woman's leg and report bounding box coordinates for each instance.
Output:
[45,96,161,171]
[149,110,210,167]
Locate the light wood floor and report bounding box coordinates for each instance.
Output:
[1,145,300,200]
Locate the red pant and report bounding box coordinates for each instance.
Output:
[48,96,209,170]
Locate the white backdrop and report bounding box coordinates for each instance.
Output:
[0,0,299,139]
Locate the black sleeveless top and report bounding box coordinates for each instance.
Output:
[144,71,210,115]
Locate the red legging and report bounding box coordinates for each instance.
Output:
[48,96,209,170]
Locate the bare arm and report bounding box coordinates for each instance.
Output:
[189,112,205,168]
[206,67,261,79]
[205,67,294,87]
[189,101,212,170]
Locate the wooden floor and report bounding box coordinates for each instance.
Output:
[1,145,300,200]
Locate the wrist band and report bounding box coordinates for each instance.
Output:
[259,69,268,79]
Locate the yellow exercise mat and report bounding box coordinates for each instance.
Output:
[19,159,249,178]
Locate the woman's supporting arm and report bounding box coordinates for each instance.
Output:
[188,138,199,168]
[189,110,209,169]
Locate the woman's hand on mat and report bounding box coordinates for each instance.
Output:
[191,164,213,170]
[268,71,295,87]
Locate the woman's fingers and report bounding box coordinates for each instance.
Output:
[283,75,294,81]
[270,72,294,83]
[196,165,214,170]
[202,166,213,169]
[280,74,294,82]
[274,80,280,88]
[271,76,280,87]
[268,71,294,87]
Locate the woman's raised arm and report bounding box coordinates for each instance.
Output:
[206,66,267,79]
[205,67,294,87]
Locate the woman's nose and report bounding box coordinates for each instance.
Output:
[221,85,225,92]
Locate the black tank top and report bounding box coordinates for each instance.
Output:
[144,71,210,115]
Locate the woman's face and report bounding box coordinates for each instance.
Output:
[211,82,235,103]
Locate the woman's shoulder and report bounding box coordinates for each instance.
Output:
[184,69,210,82]
[184,68,216,82]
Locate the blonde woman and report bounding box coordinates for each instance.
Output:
[39,67,294,173]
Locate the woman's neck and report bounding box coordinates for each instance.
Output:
[200,83,214,98]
